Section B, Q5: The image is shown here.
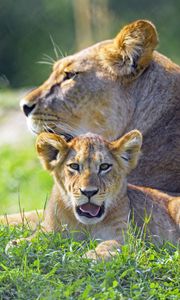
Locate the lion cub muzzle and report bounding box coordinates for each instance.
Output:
[76,188,105,219]
[75,187,105,221]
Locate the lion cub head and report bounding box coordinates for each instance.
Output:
[36,130,142,225]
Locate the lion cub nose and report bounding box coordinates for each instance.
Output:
[80,189,99,198]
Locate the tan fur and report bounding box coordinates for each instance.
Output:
[20,19,180,195]
[127,184,180,245]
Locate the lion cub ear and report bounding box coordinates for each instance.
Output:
[110,130,142,173]
[36,133,69,171]
[102,20,158,77]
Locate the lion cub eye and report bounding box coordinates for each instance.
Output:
[99,163,112,173]
[68,163,80,171]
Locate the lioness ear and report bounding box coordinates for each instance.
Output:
[36,133,69,171]
[102,20,158,78]
[110,130,142,173]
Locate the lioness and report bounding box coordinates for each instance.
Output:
[4,130,179,260]
[20,19,180,194]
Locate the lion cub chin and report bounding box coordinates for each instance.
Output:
[33,129,142,260]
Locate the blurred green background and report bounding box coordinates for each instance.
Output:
[1,0,180,89]
[0,0,179,213]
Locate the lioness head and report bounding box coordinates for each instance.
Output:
[36,130,142,225]
[21,20,158,140]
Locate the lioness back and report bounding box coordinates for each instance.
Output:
[20,19,180,193]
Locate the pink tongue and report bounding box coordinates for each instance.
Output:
[79,203,100,217]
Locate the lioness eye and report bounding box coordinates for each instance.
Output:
[68,163,80,171]
[99,163,112,173]
[64,71,78,81]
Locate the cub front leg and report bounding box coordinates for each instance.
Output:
[85,240,121,261]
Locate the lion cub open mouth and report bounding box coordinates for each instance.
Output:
[76,203,105,219]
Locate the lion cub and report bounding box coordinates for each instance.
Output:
[4,130,180,259]
[36,130,142,260]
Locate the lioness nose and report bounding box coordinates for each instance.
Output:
[80,189,99,198]
[21,102,36,117]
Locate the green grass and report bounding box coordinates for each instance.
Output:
[0,144,52,214]
[0,226,179,300]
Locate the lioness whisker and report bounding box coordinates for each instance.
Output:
[43,53,56,63]
[37,61,54,66]
[49,34,65,59]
